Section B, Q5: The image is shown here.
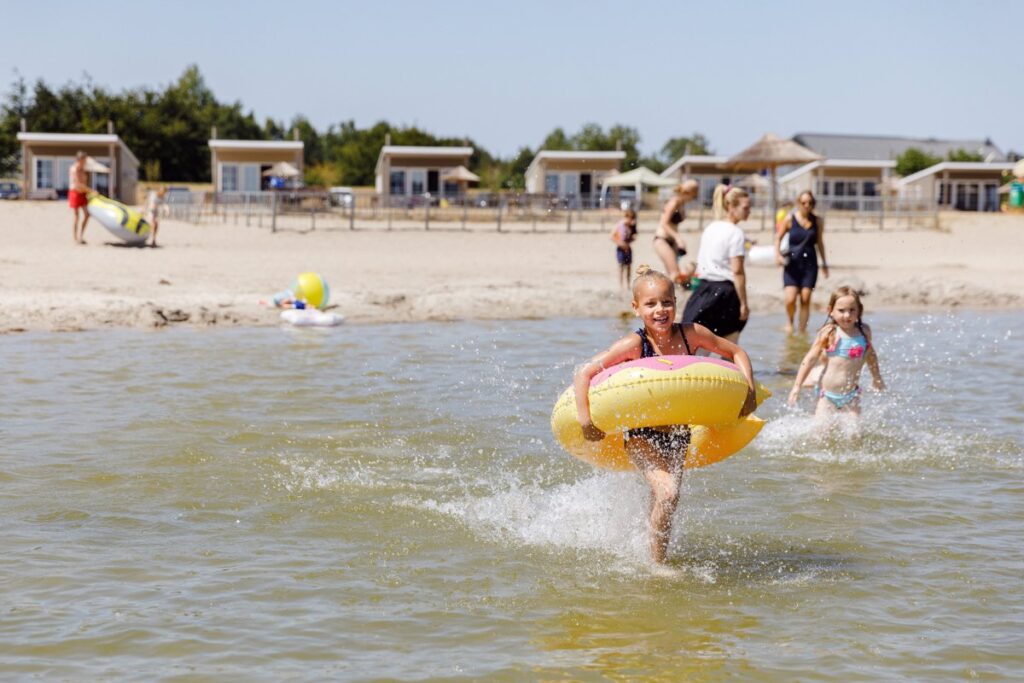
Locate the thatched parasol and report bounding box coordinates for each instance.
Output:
[726,133,822,215]
[441,165,481,183]
[262,161,301,178]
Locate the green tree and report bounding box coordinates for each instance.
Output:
[660,133,713,163]
[946,148,983,162]
[895,147,942,177]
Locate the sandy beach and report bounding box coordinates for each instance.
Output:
[0,201,1021,333]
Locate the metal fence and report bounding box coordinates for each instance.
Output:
[165,190,939,233]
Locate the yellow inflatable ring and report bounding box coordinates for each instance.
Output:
[551,355,771,470]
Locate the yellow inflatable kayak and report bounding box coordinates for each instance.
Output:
[87,193,151,244]
[551,355,771,470]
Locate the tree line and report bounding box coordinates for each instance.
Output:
[0,66,712,189]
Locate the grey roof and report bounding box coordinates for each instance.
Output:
[793,132,1005,162]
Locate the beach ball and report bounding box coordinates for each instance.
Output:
[292,272,330,309]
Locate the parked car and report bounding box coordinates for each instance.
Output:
[0,181,20,199]
[329,186,354,208]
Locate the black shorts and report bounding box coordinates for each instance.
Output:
[623,426,691,468]
[783,252,818,289]
[682,279,747,337]
[616,246,632,266]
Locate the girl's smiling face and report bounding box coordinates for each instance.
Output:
[830,294,861,331]
[632,279,676,332]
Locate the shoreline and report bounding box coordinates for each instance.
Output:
[1,202,1021,334]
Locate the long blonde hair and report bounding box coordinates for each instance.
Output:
[712,184,749,220]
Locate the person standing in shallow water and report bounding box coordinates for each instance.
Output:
[654,180,699,285]
[573,266,756,565]
[682,184,751,343]
[776,190,829,333]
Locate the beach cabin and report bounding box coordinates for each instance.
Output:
[898,161,1014,212]
[659,155,733,206]
[208,139,304,193]
[779,159,896,210]
[17,131,139,203]
[375,145,474,204]
[525,150,625,206]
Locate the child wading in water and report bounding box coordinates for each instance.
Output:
[574,265,757,565]
[611,208,638,288]
[788,286,885,433]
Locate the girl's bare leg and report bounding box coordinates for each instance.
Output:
[627,439,684,564]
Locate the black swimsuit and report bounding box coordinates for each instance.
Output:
[654,210,687,256]
[623,324,693,463]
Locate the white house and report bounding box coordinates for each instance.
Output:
[374,145,474,202]
[524,150,625,202]
[17,131,139,203]
[208,139,304,192]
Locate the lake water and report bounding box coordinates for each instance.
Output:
[2,311,1022,680]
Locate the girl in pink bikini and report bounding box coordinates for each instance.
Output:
[788,286,885,430]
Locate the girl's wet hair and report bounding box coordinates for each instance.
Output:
[712,184,749,219]
[632,265,674,298]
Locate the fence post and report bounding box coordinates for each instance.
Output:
[566,207,572,233]
[311,205,316,231]
[387,201,392,231]
[879,196,885,231]
[349,199,355,230]
[271,192,278,233]
[496,202,502,232]
[425,199,430,231]
[245,193,251,226]
[462,199,468,231]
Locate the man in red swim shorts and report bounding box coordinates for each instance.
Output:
[68,150,91,244]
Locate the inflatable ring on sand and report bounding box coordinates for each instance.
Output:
[87,194,151,244]
[551,355,771,470]
[281,309,344,327]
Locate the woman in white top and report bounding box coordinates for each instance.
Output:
[682,184,751,342]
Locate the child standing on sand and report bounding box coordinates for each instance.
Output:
[788,286,885,433]
[574,265,757,566]
[611,208,638,288]
[143,186,167,247]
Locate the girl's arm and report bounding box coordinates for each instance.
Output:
[864,325,885,391]
[775,214,791,266]
[574,335,641,440]
[689,324,757,416]
[731,255,748,321]
[789,330,829,405]
[816,215,829,278]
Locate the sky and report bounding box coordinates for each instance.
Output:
[3,0,1021,159]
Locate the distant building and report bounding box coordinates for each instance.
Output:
[899,161,1013,212]
[779,159,896,209]
[17,132,139,203]
[660,154,733,206]
[375,145,474,202]
[208,139,304,192]
[525,150,625,203]
[793,132,1006,162]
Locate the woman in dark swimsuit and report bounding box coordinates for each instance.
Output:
[654,180,698,285]
[775,190,829,333]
